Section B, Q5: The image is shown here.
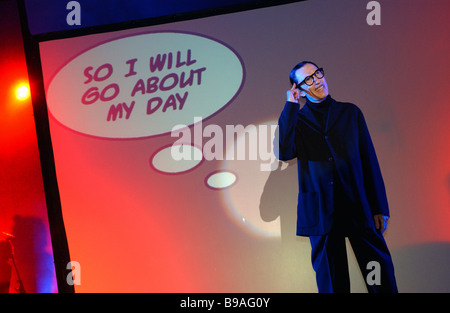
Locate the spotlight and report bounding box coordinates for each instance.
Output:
[15,84,30,100]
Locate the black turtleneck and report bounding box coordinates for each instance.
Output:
[305,95,332,131]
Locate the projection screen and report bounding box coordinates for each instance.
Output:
[36,0,450,292]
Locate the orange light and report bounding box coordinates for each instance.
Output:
[16,84,30,100]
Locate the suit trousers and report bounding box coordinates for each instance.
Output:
[309,224,398,293]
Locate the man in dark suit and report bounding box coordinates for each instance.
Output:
[276,61,398,293]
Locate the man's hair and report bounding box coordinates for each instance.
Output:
[289,61,320,85]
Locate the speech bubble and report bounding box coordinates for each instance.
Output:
[205,171,237,189]
[46,31,245,139]
[151,144,203,174]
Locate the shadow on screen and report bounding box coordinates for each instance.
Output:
[259,159,316,292]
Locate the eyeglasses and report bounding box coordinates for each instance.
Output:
[297,68,324,87]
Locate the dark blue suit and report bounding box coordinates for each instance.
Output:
[277,96,397,292]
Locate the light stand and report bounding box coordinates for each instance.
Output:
[2,233,25,293]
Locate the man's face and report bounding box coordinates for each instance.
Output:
[295,63,329,103]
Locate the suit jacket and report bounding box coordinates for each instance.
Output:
[276,97,389,236]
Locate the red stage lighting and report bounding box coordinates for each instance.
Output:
[15,83,30,100]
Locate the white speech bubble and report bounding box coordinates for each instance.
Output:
[205,171,237,189]
[46,31,245,139]
[151,144,203,174]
